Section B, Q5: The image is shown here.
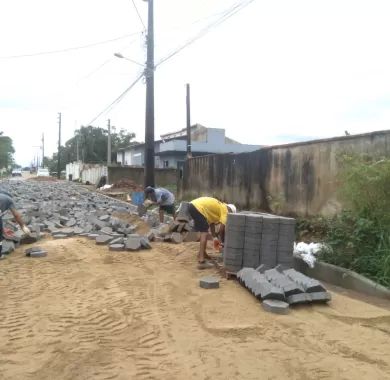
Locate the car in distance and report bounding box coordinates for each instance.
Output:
[11,168,22,177]
[36,167,50,177]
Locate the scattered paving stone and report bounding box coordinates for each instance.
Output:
[200,276,220,289]
[109,244,125,252]
[125,237,141,251]
[59,216,70,225]
[140,237,152,249]
[146,230,155,242]
[20,234,39,244]
[59,228,75,237]
[1,240,15,254]
[25,247,47,257]
[73,227,84,235]
[99,215,110,222]
[171,232,183,244]
[183,231,199,242]
[96,235,113,245]
[30,250,47,257]
[88,234,100,240]
[262,299,290,314]
[66,218,77,227]
[52,234,68,239]
[110,237,124,245]
[101,226,113,235]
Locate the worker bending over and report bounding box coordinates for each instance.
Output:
[188,197,236,269]
[0,190,31,260]
[144,186,175,223]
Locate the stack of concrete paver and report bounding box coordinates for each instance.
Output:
[237,265,331,313]
[224,212,296,273]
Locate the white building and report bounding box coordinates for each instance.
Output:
[116,124,262,169]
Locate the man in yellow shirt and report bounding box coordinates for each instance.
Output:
[188,197,236,269]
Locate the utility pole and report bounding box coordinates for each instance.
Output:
[107,119,112,165]
[76,136,80,161]
[57,112,61,179]
[41,133,45,167]
[186,83,192,159]
[144,0,155,187]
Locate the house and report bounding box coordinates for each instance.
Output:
[116,124,262,169]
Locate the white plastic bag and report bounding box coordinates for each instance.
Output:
[293,242,329,268]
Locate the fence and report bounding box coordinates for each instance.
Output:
[178,129,390,216]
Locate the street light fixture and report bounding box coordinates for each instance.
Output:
[113,52,144,67]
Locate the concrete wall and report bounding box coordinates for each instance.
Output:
[178,130,390,216]
[66,162,107,185]
[108,166,177,187]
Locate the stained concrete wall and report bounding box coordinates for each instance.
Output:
[108,166,177,188]
[178,130,390,216]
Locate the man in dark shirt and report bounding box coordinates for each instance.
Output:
[0,191,31,259]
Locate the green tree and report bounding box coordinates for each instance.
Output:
[61,126,136,165]
[0,133,15,169]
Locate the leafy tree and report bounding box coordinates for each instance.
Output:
[0,133,15,169]
[61,125,136,165]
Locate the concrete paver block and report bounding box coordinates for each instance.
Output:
[73,227,84,235]
[110,237,124,245]
[287,293,312,305]
[171,232,183,244]
[283,268,326,293]
[183,231,199,242]
[95,235,113,245]
[125,237,141,251]
[20,234,39,244]
[109,244,125,252]
[52,234,68,239]
[308,291,332,303]
[65,218,77,227]
[262,299,290,314]
[140,237,152,249]
[200,276,220,289]
[88,233,100,240]
[1,240,15,254]
[265,268,304,296]
[30,250,47,257]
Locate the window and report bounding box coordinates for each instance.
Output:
[163,160,169,168]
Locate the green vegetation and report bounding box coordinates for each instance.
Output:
[320,155,390,287]
[0,132,15,170]
[44,125,137,174]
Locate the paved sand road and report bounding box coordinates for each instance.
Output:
[0,238,389,380]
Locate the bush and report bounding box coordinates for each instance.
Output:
[320,155,390,287]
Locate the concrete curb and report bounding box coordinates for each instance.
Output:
[293,257,390,300]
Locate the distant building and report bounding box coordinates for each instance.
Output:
[116,124,262,169]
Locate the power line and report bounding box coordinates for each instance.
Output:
[131,0,146,31]
[0,31,143,59]
[87,72,144,126]
[156,0,256,67]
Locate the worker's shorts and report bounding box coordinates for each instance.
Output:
[188,203,209,233]
[159,204,175,216]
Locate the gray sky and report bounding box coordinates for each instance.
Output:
[1,0,390,166]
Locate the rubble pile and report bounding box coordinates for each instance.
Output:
[1,181,197,255]
[0,181,156,254]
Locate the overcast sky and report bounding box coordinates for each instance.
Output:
[1,0,390,166]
